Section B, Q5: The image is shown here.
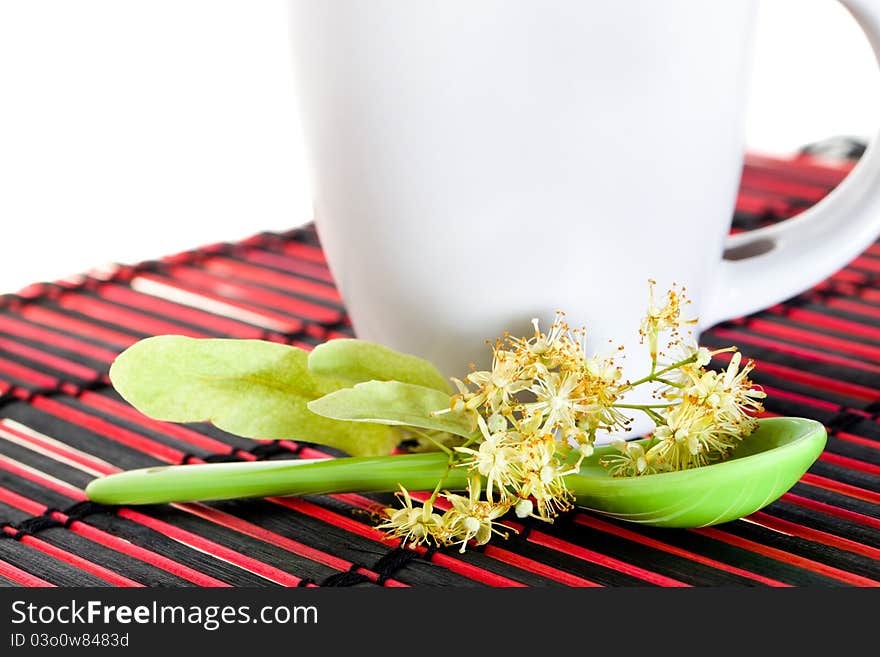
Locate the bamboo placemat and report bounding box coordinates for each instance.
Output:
[0,145,876,587]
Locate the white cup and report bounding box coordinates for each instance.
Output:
[290,1,880,423]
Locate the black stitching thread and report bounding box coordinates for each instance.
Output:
[862,400,880,422]
[201,447,243,464]
[0,376,112,410]
[22,387,57,402]
[200,453,243,464]
[320,562,370,587]
[320,572,369,587]
[518,522,534,541]
[249,443,289,460]
[60,501,114,528]
[0,390,17,410]
[77,378,108,392]
[371,547,415,585]
[13,516,62,538]
[422,545,438,563]
[0,502,116,539]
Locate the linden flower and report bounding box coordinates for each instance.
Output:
[584,354,623,387]
[514,498,534,519]
[675,351,766,429]
[442,479,512,553]
[640,281,697,359]
[658,341,715,384]
[524,371,589,432]
[454,416,520,502]
[718,352,766,419]
[377,486,444,547]
[511,314,585,371]
[440,377,481,432]
[516,434,576,520]
[648,400,741,470]
[601,439,656,477]
[577,402,631,436]
[582,355,624,408]
[506,312,584,379]
[462,347,530,414]
[579,354,629,433]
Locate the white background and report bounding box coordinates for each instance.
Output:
[1,0,879,293]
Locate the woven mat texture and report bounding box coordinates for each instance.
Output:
[0,149,877,587]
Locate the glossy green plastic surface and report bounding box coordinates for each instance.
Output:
[86,417,825,528]
[568,416,826,527]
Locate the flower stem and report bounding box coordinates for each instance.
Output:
[428,451,461,504]
[408,428,454,456]
[622,354,697,391]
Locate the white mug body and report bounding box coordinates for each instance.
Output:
[289,0,759,434]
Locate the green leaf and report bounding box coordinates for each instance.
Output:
[307,381,477,438]
[307,339,451,393]
[109,336,398,457]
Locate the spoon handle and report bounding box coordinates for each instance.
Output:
[85,453,467,505]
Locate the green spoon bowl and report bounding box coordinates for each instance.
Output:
[569,416,825,526]
[85,417,826,528]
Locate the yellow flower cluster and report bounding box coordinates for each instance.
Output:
[377,478,511,553]
[378,283,766,552]
[603,284,766,476]
[448,315,632,521]
[380,314,632,552]
[639,281,697,361]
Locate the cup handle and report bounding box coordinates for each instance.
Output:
[701,0,880,328]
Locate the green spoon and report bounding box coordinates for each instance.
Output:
[85,417,825,528]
